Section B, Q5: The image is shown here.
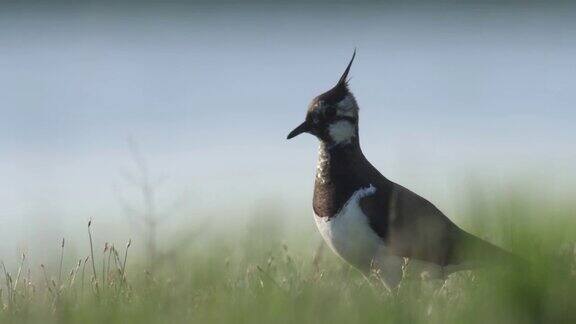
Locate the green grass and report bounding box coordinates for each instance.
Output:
[1,191,575,324]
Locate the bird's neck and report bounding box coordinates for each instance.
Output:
[313,138,370,218]
[316,138,364,181]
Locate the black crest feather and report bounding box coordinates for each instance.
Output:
[337,49,356,87]
[317,50,356,104]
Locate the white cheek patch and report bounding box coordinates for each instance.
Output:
[336,95,356,117]
[328,120,356,145]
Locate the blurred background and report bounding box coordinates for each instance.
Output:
[1,0,575,265]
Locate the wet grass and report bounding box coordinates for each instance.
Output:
[1,191,575,324]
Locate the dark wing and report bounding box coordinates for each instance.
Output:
[360,183,519,269]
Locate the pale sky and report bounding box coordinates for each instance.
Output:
[1,2,575,262]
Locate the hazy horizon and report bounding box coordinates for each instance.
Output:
[1,1,575,262]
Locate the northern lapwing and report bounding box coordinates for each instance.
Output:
[287,51,520,289]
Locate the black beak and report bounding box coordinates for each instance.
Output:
[287,121,310,139]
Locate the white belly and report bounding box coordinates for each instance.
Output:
[314,185,449,290]
[314,185,408,290]
[314,185,384,270]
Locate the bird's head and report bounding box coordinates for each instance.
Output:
[287,51,359,147]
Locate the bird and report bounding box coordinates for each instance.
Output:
[286,50,521,290]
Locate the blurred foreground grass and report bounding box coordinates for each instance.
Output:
[1,190,575,324]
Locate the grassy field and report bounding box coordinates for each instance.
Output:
[1,190,575,324]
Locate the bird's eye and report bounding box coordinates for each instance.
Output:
[312,115,320,124]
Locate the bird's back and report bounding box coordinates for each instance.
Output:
[363,181,520,271]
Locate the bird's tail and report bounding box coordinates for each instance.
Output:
[452,231,527,271]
